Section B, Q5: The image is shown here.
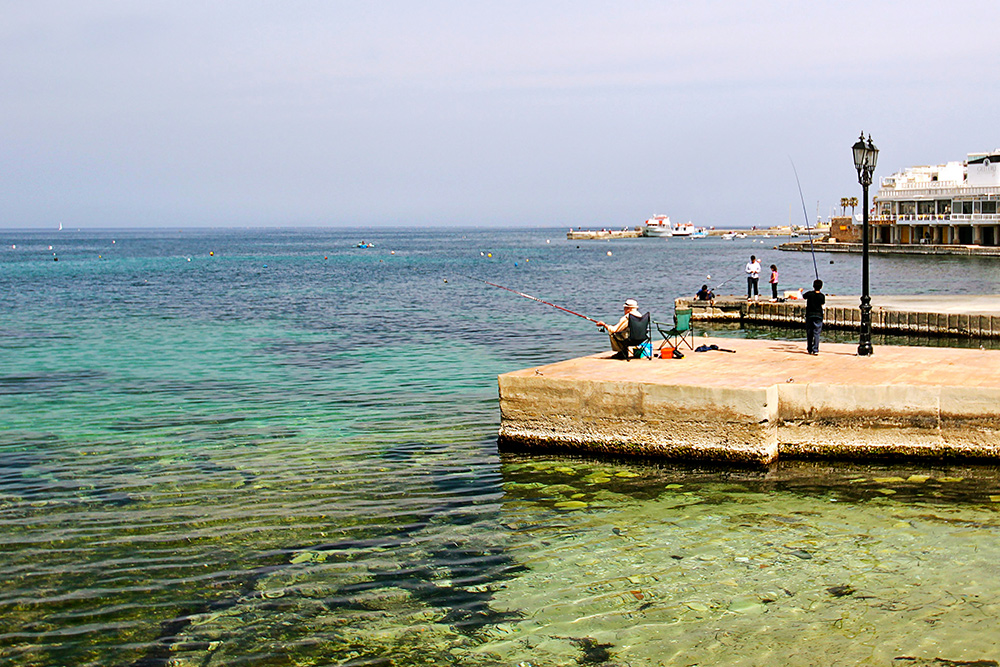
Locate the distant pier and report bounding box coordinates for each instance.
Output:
[780,240,1000,257]
[566,229,643,240]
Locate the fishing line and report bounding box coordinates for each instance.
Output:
[459,275,601,324]
[789,158,821,281]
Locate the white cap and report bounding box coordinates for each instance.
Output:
[624,299,638,308]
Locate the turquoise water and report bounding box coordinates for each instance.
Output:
[2,228,1000,666]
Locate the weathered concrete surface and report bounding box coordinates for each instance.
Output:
[498,337,1000,465]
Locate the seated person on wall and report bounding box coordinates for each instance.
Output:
[596,299,642,360]
[696,284,715,301]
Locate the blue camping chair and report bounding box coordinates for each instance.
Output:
[656,308,694,351]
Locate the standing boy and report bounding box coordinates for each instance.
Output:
[745,255,761,300]
[769,264,779,301]
[803,279,825,355]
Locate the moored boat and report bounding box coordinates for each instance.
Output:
[642,215,673,237]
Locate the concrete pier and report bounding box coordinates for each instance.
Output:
[566,229,643,240]
[498,337,1000,465]
[780,240,1000,257]
[678,295,1000,339]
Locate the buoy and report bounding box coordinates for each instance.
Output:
[210,251,214,256]
[546,239,550,243]
[390,251,395,255]
[263,264,268,268]
[187,257,191,261]
[607,251,612,256]
[706,274,711,279]
[514,262,518,267]
[487,253,492,258]
[443,279,448,283]
[324,256,327,260]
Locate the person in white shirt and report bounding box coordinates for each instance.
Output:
[596,299,641,360]
[745,255,761,301]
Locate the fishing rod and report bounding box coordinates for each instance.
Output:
[789,158,821,281]
[712,273,742,291]
[460,275,601,324]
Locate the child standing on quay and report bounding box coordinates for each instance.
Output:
[803,279,825,355]
[769,264,779,301]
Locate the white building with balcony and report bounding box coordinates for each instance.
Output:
[873,151,1000,246]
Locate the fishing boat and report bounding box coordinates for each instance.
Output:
[642,215,673,237]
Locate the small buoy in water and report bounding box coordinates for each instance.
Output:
[210,251,214,256]
[514,262,518,267]
[48,245,52,250]
[11,245,15,249]
[607,250,612,256]
[707,274,711,279]
[390,251,395,255]
[443,279,448,283]
[323,256,327,260]
[525,258,529,262]
[830,260,834,264]
[546,239,550,244]
[112,240,116,244]
[263,264,267,268]
[187,257,191,261]
[487,253,492,258]
[98,255,102,259]
[53,257,58,261]
[480,251,485,256]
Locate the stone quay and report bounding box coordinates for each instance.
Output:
[498,337,1000,465]
[677,294,1000,339]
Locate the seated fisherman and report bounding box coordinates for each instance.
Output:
[596,299,642,360]
[696,284,715,300]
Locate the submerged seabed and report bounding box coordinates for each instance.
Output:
[2,228,1000,666]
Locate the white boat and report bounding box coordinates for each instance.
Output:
[642,215,673,237]
[672,221,696,236]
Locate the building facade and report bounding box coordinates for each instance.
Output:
[872,151,1000,246]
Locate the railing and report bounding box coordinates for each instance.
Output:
[889,214,1000,223]
[877,184,1000,199]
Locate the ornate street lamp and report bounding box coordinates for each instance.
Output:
[852,132,878,356]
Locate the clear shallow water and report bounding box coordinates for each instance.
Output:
[2,228,1000,666]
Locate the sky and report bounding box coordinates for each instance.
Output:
[3,1,1000,229]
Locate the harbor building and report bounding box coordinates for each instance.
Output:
[872,150,1000,246]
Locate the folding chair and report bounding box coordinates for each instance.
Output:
[625,312,652,360]
[656,308,694,351]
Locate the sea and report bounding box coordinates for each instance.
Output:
[2,227,1000,667]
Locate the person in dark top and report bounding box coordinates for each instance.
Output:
[696,284,715,301]
[803,279,825,355]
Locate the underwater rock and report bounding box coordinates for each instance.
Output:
[827,584,856,598]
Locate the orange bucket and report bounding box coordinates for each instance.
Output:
[659,346,675,359]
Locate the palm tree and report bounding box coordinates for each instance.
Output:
[840,197,850,215]
[849,197,859,217]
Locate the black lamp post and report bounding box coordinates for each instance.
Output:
[852,132,878,356]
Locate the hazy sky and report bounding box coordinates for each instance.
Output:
[3,1,1000,229]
